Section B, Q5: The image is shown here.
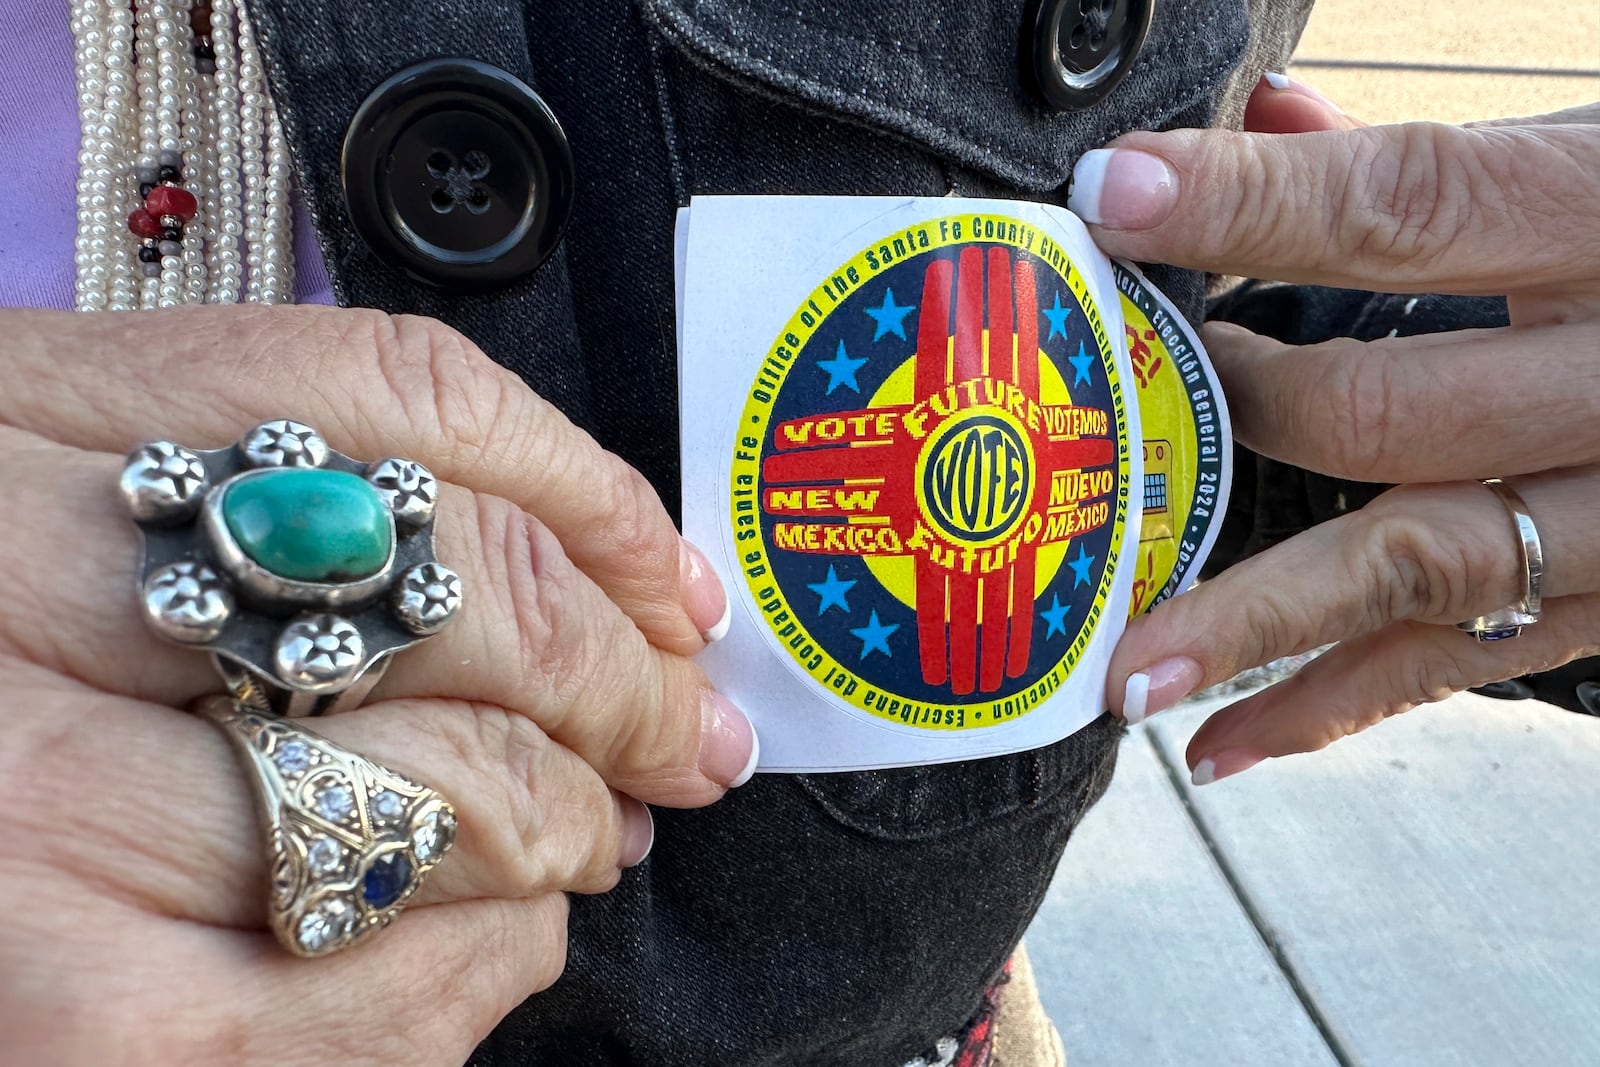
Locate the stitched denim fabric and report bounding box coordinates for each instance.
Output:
[245,2,1311,1062]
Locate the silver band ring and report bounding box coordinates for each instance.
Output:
[1456,478,1543,642]
[199,696,457,957]
[122,419,463,715]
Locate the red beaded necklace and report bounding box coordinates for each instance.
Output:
[71,0,295,310]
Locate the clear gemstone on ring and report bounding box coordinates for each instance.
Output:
[306,837,342,875]
[297,898,353,953]
[372,790,405,821]
[412,808,456,865]
[274,740,311,775]
[314,781,356,821]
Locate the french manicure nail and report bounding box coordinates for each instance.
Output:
[1068,148,1178,230]
[1191,748,1265,786]
[704,598,732,643]
[680,538,731,643]
[700,690,760,787]
[621,800,655,867]
[1122,656,1204,724]
[1261,71,1346,113]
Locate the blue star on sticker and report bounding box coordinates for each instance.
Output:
[865,288,915,342]
[1068,544,1095,588]
[807,565,856,615]
[1040,594,1071,640]
[1042,292,1073,341]
[850,610,899,660]
[1067,341,1095,387]
[818,340,868,395]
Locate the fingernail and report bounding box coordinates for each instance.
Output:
[1191,749,1265,786]
[700,690,760,787]
[620,800,655,867]
[1261,71,1345,113]
[680,538,731,643]
[1068,148,1178,230]
[1122,656,1204,724]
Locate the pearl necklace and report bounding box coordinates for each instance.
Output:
[70,0,295,310]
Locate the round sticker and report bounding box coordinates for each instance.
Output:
[729,215,1130,731]
[1114,262,1229,616]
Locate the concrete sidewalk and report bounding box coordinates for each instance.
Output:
[1029,691,1600,1066]
[1289,0,1598,123]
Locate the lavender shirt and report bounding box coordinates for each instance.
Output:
[0,6,334,309]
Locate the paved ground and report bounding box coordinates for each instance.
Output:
[1030,692,1600,1067]
[1289,0,1598,123]
[1022,7,1600,1065]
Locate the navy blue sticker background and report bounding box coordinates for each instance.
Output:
[757,243,1121,709]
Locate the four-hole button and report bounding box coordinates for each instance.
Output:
[341,58,574,292]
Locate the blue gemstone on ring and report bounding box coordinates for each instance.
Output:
[362,853,413,908]
[1479,627,1522,642]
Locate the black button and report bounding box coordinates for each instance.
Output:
[1024,0,1153,111]
[341,59,574,292]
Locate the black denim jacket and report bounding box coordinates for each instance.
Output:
[247,2,1312,1063]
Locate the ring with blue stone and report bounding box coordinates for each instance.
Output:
[122,419,463,716]
[197,696,457,957]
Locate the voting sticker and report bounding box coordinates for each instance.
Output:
[680,197,1146,769]
[1113,260,1232,615]
[731,217,1132,732]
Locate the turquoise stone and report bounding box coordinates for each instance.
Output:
[223,469,393,582]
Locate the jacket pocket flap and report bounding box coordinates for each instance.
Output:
[641,0,1249,191]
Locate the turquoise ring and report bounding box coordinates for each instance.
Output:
[122,419,463,716]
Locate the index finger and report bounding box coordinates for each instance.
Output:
[1067,117,1600,293]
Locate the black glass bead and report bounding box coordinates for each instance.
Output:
[160,225,182,242]
[193,41,215,61]
[158,164,181,183]
[139,181,156,198]
[138,245,161,263]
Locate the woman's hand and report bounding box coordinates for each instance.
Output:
[1072,84,1600,783]
[0,306,755,1063]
